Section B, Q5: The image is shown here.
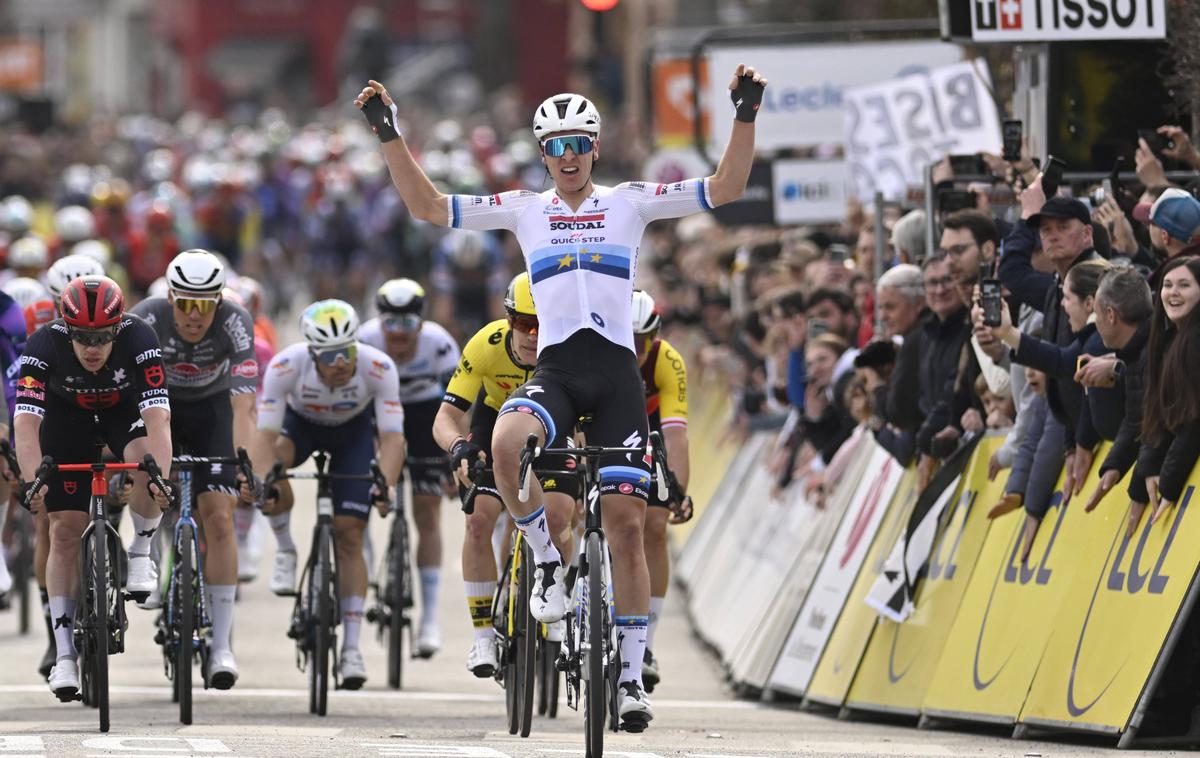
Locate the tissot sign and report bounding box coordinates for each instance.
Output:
[970,0,1165,40]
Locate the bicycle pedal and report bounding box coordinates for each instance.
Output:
[125,589,150,604]
[53,687,82,703]
[621,722,647,734]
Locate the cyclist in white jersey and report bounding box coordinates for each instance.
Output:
[244,299,407,689]
[358,277,460,658]
[356,64,766,726]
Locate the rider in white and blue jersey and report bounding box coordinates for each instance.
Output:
[356,64,766,727]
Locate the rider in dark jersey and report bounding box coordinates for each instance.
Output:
[14,275,172,701]
[129,249,257,689]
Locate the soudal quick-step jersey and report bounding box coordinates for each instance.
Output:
[448,179,713,354]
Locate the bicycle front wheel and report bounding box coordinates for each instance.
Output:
[387,515,410,689]
[176,524,194,725]
[516,541,536,737]
[312,524,334,717]
[584,532,604,758]
[92,523,110,733]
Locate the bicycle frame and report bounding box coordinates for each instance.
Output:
[166,458,211,661]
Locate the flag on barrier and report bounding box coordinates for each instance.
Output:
[866,433,982,622]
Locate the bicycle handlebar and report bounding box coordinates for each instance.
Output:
[516,430,672,504]
[460,458,489,515]
[260,459,390,510]
[21,453,174,511]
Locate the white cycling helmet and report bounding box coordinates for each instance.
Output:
[46,253,105,298]
[71,239,112,268]
[532,93,602,140]
[300,299,359,348]
[3,276,50,310]
[7,236,49,270]
[148,276,170,299]
[375,278,425,316]
[233,275,265,317]
[54,205,95,244]
[632,290,661,335]
[1,196,33,233]
[166,249,226,297]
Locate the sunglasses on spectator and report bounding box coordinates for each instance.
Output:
[541,135,594,158]
[924,275,956,290]
[310,344,357,366]
[70,327,118,347]
[508,314,539,334]
[938,243,978,257]
[381,313,422,332]
[173,296,220,315]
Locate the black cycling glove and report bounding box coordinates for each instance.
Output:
[450,438,484,474]
[730,73,765,123]
[360,92,402,143]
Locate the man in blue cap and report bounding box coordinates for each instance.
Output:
[1133,188,1200,281]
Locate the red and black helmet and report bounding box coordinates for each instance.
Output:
[61,275,125,329]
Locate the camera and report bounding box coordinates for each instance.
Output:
[1041,155,1066,198]
[937,188,977,215]
[1138,129,1174,161]
[949,154,990,177]
[1002,120,1022,162]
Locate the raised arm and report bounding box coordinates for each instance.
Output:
[355,80,450,226]
[707,65,768,207]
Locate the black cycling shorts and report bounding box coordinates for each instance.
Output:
[39,397,149,513]
[403,398,451,497]
[499,329,649,502]
[281,407,376,521]
[170,394,238,496]
[468,399,581,502]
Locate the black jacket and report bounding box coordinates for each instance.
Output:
[802,369,857,464]
[1094,320,1151,503]
[999,219,1101,444]
[884,307,972,455]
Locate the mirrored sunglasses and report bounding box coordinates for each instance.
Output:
[311,344,357,366]
[381,313,422,332]
[174,296,220,315]
[509,313,539,334]
[70,327,118,347]
[541,135,594,158]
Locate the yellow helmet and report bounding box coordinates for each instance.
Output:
[504,272,536,316]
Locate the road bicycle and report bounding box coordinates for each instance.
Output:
[366,456,441,690]
[516,429,671,758]
[23,453,172,733]
[154,449,254,725]
[264,452,387,716]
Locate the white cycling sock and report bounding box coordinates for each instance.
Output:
[419,567,440,629]
[647,596,665,650]
[207,584,237,653]
[49,596,77,661]
[513,505,561,566]
[233,505,254,543]
[340,596,365,651]
[465,580,495,641]
[615,615,648,687]
[129,512,162,556]
[268,513,295,552]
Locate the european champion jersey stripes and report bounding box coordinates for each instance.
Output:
[448,178,713,355]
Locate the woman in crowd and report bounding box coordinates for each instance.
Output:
[801,333,857,464]
[1137,256,1200,528]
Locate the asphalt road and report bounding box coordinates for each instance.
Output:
[0,480,1183,757]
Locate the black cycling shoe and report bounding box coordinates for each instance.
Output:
[642,648,660,693]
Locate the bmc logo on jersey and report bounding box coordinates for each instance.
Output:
[231,360,258,379]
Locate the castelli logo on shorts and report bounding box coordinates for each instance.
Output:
[619,483,633,495]
[64,481,77,495]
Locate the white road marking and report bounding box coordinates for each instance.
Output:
[0,686,758,710]
[787,743,955,756]
[360,745,511,757]
[81,737,231,753]
[0,735,45,751]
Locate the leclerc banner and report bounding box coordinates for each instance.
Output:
[706,40,963,153]
[766,444,905,696]
[921,452,1113,724]
[970,0,1166,42]
[845,436,1004,715]
[1020,463,1200,733]
[804,466,919,707]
